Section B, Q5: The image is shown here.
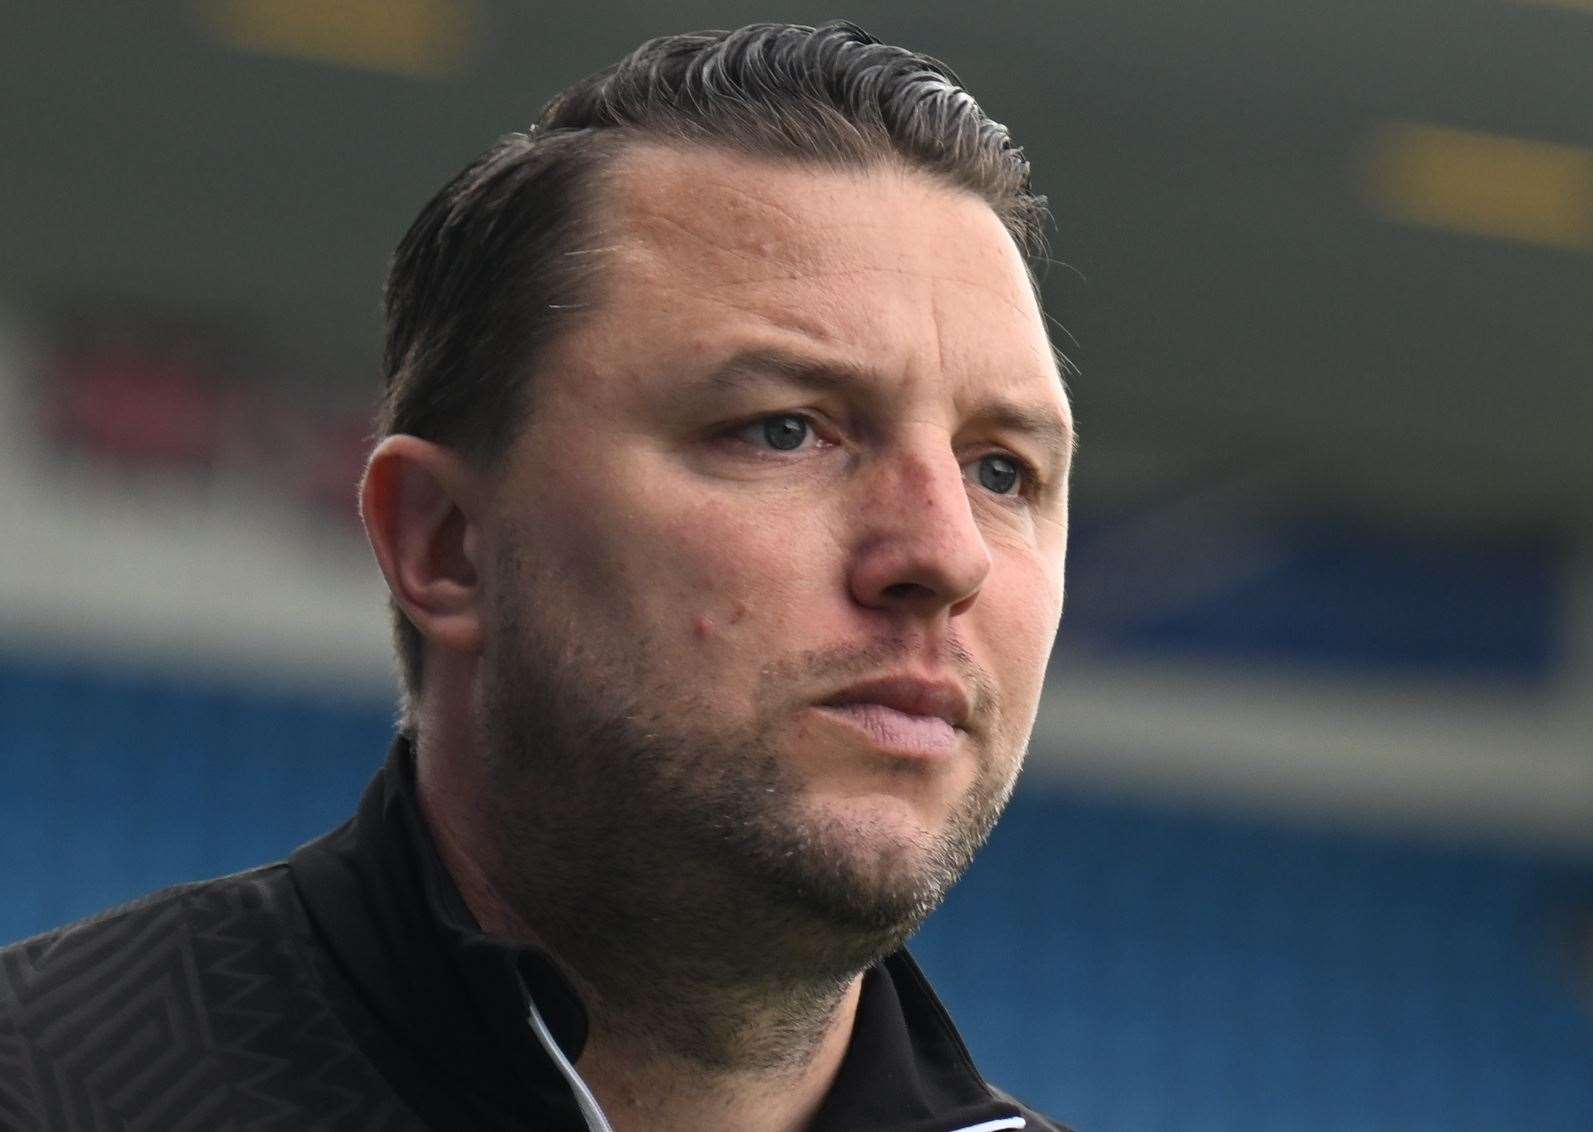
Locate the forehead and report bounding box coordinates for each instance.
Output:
[579,143,1061,396]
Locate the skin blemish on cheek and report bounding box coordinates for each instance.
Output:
[691,601,745,636]
[695,603,746,640]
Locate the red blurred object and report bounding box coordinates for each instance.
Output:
[296,413,375,525]
[51,332,230,471]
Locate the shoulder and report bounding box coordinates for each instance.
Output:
[0,865,418,1130]
[0,863,302,1013]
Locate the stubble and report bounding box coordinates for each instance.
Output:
[475,541,1022,1070]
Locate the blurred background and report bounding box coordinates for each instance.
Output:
[3,3,1591,1128]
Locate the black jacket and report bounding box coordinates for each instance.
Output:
[0,738,1071,1131]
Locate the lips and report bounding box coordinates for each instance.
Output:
[820,676,971,728]
[813,676,971,758]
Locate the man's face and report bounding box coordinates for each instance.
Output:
[477,145,1071,957]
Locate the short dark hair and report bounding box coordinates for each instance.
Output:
[378,20,1051,731]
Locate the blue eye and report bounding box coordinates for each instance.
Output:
[752,414,811,451]
[976,454,1022,495]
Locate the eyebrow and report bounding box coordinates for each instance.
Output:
[691,346,1077,476]
[694,347,869,399]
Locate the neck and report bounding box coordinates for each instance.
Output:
[574,976,861,1132]
[416,734,864,1132]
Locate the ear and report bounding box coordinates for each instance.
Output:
[359,435,486,660]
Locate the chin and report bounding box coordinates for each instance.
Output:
[808,791,945,852]
[768,793,965,937]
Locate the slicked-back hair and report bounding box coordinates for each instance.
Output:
[378,20,1050,732]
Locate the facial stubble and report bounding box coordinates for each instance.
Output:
[476,544,1023,1069]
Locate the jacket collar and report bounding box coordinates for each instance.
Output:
[288,736,1026,1131]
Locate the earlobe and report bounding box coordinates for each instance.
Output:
[360,435,486,659]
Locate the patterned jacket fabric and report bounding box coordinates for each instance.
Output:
[0,738,1071,1131]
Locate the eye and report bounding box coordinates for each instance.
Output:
[972,453,1024,495]
[735,413,818,452]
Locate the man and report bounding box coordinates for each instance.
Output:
[1,21,1075,1131]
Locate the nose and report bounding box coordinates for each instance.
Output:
[847,442,992,621]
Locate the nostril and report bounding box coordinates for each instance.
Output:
[882,581,930,602]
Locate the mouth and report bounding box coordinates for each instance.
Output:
[812,676,971,759]
[811,703,960,758]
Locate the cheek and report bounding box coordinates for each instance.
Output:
[523,435,840,650]
[980,550,1066,702]
[546,470,830,662]
[668,502,832,647]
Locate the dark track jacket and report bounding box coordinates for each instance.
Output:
[0,738,1072,1131]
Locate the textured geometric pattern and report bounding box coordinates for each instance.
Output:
[0,868,419,1130]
